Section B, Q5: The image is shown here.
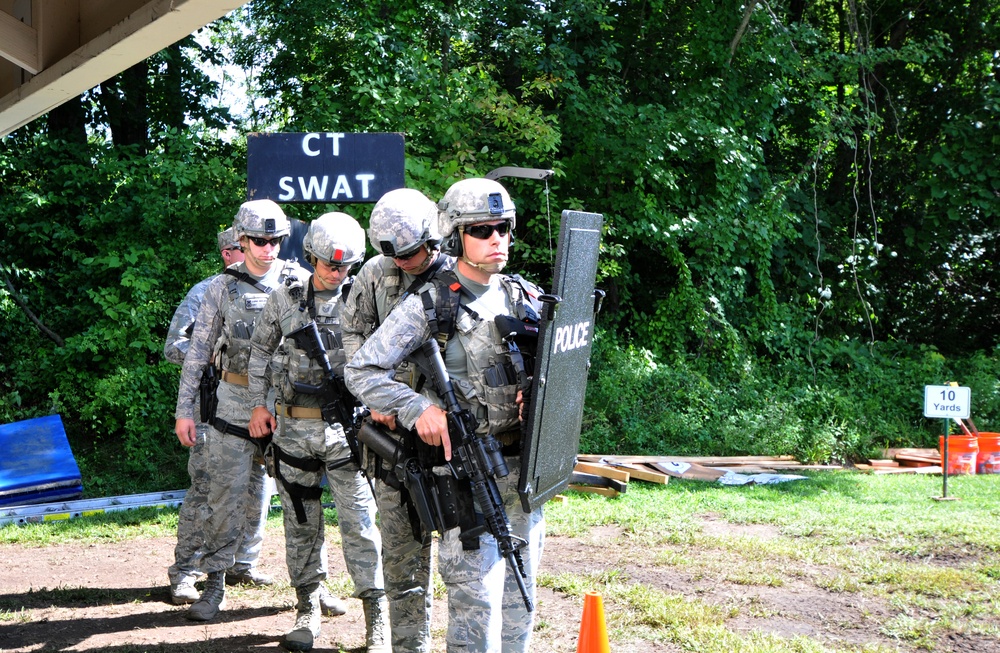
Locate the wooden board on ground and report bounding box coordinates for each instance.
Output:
[567,484,620,497]
[608,462,669,484]
[573,461,631,483]
[647,461,727,482]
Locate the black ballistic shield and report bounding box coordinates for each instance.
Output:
[518,210,604,512]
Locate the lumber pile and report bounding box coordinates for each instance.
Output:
[853,448,942,474]
[565,454,831,497]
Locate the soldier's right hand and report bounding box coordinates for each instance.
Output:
[415,404,451,461]
[248,405,276,439]
[175,418,197,447]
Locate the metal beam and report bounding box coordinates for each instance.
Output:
[0,0,250,138]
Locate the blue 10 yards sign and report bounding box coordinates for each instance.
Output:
[923,385,971,419]
[247,132,405,203]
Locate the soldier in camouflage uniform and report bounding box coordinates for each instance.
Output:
[164,226,276,605]
[346,178,545,652]
[341,188,455,653]
[174,200,307,622]
[247,212,389,652]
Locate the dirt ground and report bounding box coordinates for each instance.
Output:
[1,517,997,652]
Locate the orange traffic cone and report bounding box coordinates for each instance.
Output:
[576,591,611,653]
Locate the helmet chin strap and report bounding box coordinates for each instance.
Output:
[463,256,506,274]
[408,246,434,275]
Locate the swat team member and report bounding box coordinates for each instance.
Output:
[247,213,388,652]
[174,199,306,622]
[341,188,455,653]
[164,226,277,604]
[346,178,545,652]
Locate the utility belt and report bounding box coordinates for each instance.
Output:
[275,402,323,419]
[221,370,249,386]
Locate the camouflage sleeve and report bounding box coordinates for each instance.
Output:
[341,257,380,362]
[163,276,214,365]
[174,277,226,420]
[344,293,434,430]
[248,287,291,408]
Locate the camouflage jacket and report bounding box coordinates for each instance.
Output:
[163,275,217,365]
[247,274,348,409]
[344,268,539,434]
[174,259,305,421]
[341,252,455,362]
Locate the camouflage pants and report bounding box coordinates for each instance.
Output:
[439,460,545,653]
[274,416,383,594]
[168,423,271,584]
[197,381,272,575]
[374,479,434,652]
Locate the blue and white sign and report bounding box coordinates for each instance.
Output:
[247,132,405,203]
[923,385,971,419]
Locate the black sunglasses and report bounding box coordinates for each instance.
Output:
[465,221,512,240]
[247,235,285,248]
[393,247,424,261]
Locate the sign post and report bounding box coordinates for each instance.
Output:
[923,384,971,500]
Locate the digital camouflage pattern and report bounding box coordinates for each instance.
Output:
[233,199,290,239]
[303,212,366,266]
[367,188,439,257]
[247,274,384,603]
[175,258,305,576]
[341,248,455,653]
[164,274,267,584]
[345,268,544,653]
[217,226,240,252]
[436,178,516,240]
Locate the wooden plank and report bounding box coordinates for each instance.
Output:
[573,461,631,483]
[605,462,669,484]
[567,485,620,498]
[647,461,727,482]
[874,465,943,475]
[577,454,798,465]
[884,448,939,460]
[868,460,900,467]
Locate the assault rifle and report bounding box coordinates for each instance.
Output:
[286,321,365,466]
[418,339,534,612]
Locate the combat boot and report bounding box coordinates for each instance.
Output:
[226,567,275,586]
[186,571,226,621]
[318,584,347,617]
[282,583,322,652]
[360,589,390,653]
[169,576,200,605]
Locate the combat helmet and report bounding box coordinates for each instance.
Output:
[216,226,240,251]
[233,199,291,239]
[368,188,439,258]
[304,212,366,267]
[437,178,515,257]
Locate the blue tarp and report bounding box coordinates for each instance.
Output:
[0,414,83,507]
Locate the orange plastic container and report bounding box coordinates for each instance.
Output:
[976,433,1000,474]
[939,435,978,475]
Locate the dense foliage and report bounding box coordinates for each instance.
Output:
[1,1,998,496]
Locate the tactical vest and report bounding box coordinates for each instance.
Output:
[270,274,351,404]
[217,262,298,376]
[420,270,541,438]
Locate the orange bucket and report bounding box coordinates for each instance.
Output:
[939,435,978,475]
[976,433,1000,474]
